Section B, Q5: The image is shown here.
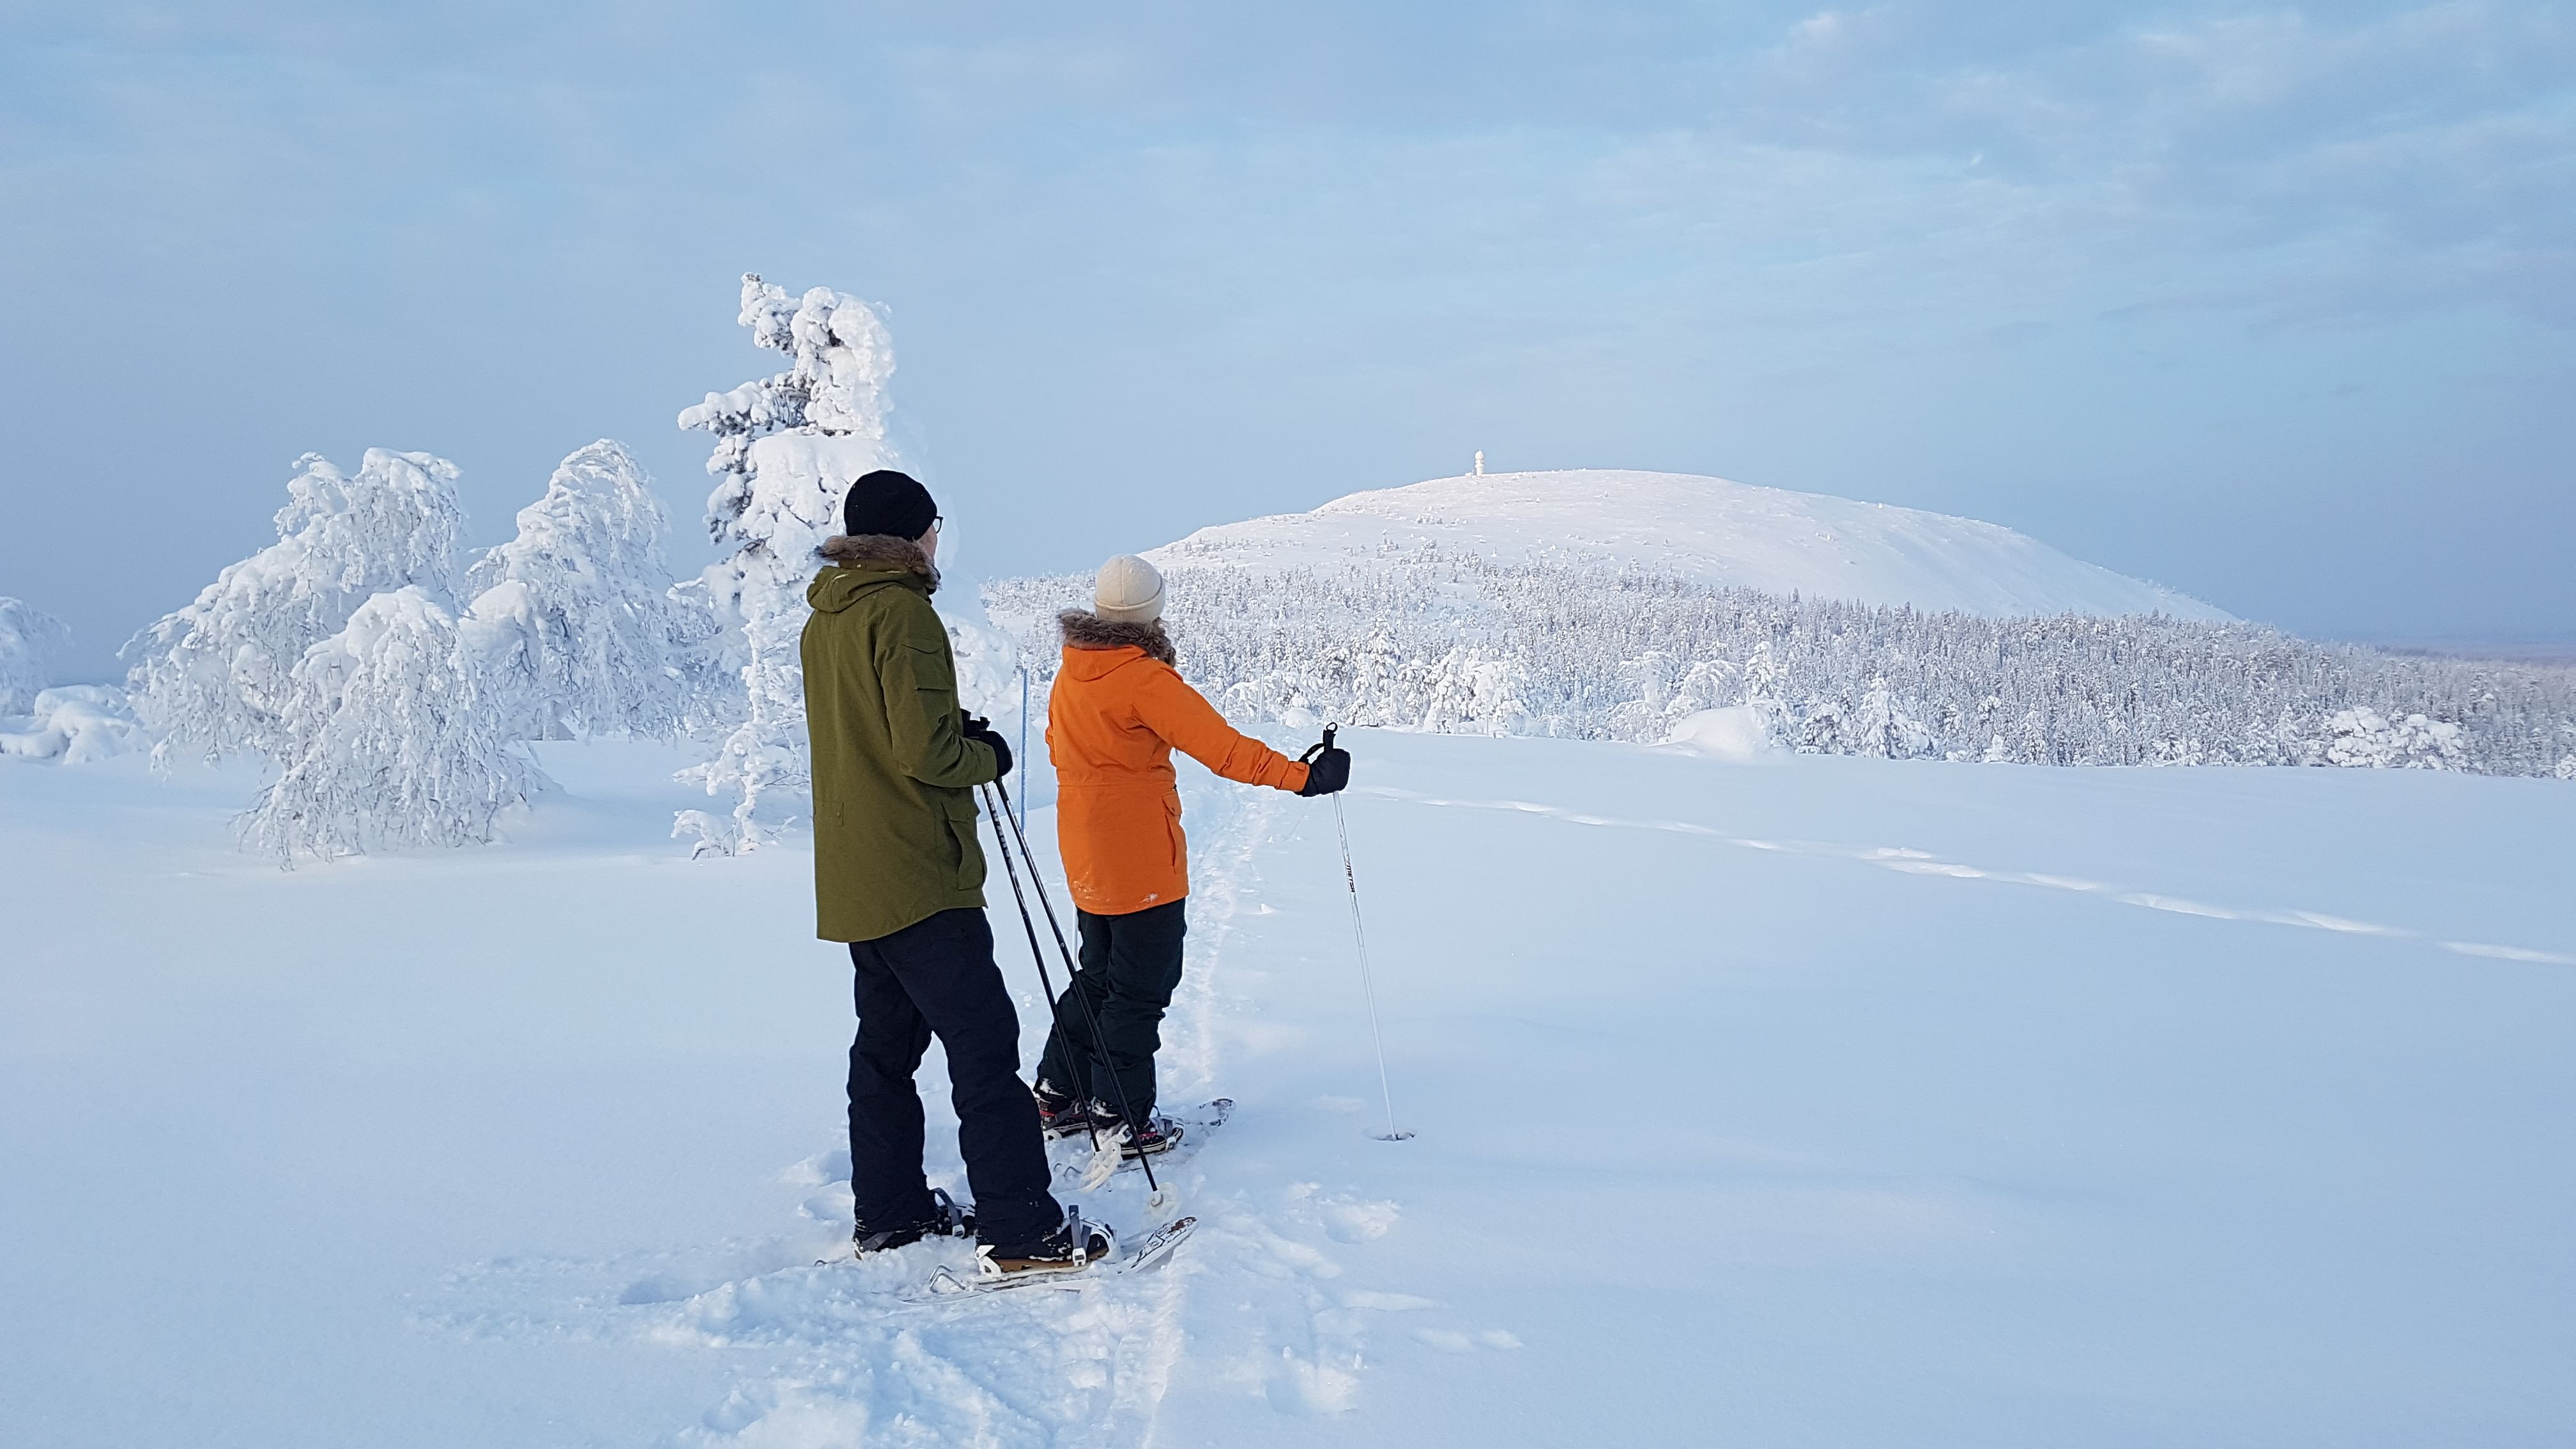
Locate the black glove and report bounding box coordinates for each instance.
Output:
[960,711,1013,778]
[1296,726,1351,797]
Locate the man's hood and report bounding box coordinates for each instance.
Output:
[808,534,937,613]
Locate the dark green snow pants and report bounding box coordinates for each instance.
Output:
[1034,898,1187,1125]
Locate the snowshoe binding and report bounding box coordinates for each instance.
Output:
[1094,1102,1184,1159]
[853,1186,974,1257]
[976,1208,1117,1281]
[1034,1083,1093,1138]
[915,1214,1200,1300]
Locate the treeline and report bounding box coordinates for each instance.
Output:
[989,546,2576,778]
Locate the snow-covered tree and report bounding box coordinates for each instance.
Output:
[2320,708,2468,769]
[673,273,1019,854]
[125,450,465,765]
[241,586,549,862]
[1,596,70,714]
[1740,640,1788,744]
[1417,646,1534,735]
[463,440,684,741]
[1846,677,1936,760]
[672,275,900,853]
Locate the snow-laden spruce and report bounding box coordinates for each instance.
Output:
[125,450,468,765]
[1,595,70,714]
[988,549,2576,776]
[673,275,901,854]
[464,440,688,742]
[672,273,1017,855]
[241,586,548,862]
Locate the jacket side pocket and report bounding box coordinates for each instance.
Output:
[943,793,982,889]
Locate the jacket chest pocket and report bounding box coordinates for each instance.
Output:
[905,640,957,696]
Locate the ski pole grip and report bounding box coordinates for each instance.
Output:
[1323,724,1337,749]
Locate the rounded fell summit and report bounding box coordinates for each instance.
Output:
[1149,468,2229,621]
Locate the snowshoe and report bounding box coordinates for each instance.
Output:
[1056,1099,1230,1184]
[976,1208,1117,1280]
[853,1186,974,1257]
[917,1215,1200,1300]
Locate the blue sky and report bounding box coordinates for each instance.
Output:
[4,1,2570,675]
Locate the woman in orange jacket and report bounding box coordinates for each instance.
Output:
[1034,554,1351,1154]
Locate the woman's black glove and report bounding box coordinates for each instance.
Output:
[959,712,1013,778]
[1296,726,1351,797]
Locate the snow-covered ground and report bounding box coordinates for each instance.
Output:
[1151,469,2232,620]
[5,733,2571,1445]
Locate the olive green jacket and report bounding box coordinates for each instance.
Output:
[801,535,1001,943]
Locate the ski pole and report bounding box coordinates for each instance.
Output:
[1316,726,1410,1142]
[1016,667,1031,832]
[980,782,1100,1153]
[988,776,1169,1204]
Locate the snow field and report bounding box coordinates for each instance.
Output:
[4,732,2573,1445]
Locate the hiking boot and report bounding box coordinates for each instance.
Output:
[1091,1102,1184,1159]
[978,1208,1117,1278]
[854,1187,974,1257]
[1034,1083,1092,1138]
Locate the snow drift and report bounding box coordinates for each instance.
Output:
[1152,468,2230,620]
[0,685,144,763]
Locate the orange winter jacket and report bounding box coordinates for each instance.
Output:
[1048,643,1310,915]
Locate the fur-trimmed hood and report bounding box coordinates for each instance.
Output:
[1059,609,1176,666]
[816,533,939,594]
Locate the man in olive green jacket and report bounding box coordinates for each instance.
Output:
[804,470,1098,1271]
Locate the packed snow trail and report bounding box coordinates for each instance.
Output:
[425,770,1324,1447]
[1358,785,2576,967]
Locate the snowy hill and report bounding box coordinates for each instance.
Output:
[1151,468,2231,620]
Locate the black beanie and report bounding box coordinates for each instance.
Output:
[840,469,939,540]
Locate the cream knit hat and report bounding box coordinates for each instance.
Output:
[1092,554,1165,624]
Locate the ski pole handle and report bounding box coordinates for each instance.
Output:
[1300,723,1340,765]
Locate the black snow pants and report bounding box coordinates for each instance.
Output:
[847,907,1063,1252]
[1034,898,1188,1126]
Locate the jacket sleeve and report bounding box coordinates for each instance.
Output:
[1131,666,1312,792]
[878,604,1000,789]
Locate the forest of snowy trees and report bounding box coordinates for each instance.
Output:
[988,546,2576,779]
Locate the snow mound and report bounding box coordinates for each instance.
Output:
[0,685,146,763]
[1151,469,2230,620]
[1664,705,1775,761]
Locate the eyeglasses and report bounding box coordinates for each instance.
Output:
[930,515,944,532]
